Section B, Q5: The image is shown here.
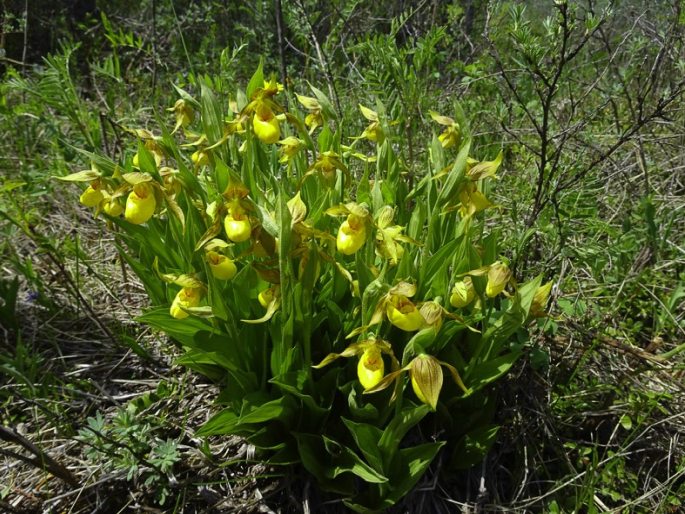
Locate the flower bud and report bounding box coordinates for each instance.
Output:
[125,183,156,224]
[450,276,475,308]
[530,281,553,317]
[206,251,237,280]
[357,348,385,390]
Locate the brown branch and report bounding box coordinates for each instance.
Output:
[0,426,78,487]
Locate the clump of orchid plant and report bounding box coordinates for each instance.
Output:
[58,64,550,512]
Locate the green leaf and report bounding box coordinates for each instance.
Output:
[619,414,633,430]
[135,142,157,175]
[342,418,384,472]
[174,350,234,380]
[515,274,543,318]
[246,58,264,100]
[172,84,200,109]
[402,328,437,366]
[295,433,387,486]
[436,138,470,208]
[308,83,337,120]
[0,277,19,331]
[54,169,100,182]
[450,425,500,469]
[465,351,522,394]
[197,396,289,436]
[293,433,356,495]
[217,369,260,404]
[418,236,462,298]
[137,307,214,347]
[195,408,239,436]
[385,442,445,504]
[269,371,330,417]
[174,350,227,382]
[72,147,119,176]
[200,82,223,147]
[323,436,388,483]
[361,278,390,327]
[378,404,431,465]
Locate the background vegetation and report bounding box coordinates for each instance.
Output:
[1,0,683,512]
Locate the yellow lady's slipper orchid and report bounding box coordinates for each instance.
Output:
[101,191,124,217]
[357,347,385,390]
[170,286,202,320]
[206,251,237,280]
[450,276,475,308]
[486,261,512,298]
[362,122,384,143]
[530,281,553,317]
[374,206,419,265]
[253,109,280,144]
[261,78,284,97]
[430,111,461,149]
[363,353,467,410]
[167,99,194,133]
[297,94,324,133]
[161,168,183,196]
[458,182,492,216]
[125,182,156,224]
[277,136,305,164]
[80,184,103,207]
[466,152,503,181]
[337,214,367,255]
[439,126,460,149]
[354,105,385,144]
[311,151,347,184]
[191,149,210,168]
[410,354,442,409]
[258,286,277,308]
[385,294,425,332]
[224,210,252,243]
[313,337,397,391]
